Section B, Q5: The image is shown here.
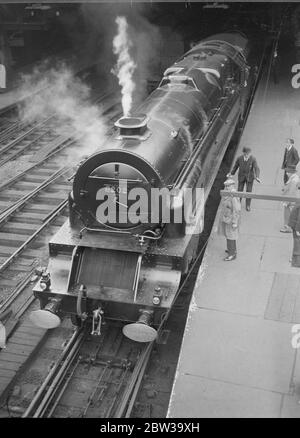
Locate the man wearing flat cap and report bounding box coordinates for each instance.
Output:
[218,178,241,261]
[288,199,300,266]
[281,165,300,233]
[228,146,260,211]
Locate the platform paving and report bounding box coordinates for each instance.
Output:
[168,50,300,417]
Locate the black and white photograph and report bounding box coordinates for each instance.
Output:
[0,0,299,421]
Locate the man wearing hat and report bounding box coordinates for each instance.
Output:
[218,178,241,261]
[282,138,299,184]
[228,146,260,211]
[281,165,300,233]
[288,200,300,267]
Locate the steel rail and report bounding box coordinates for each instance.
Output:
[0,127,53,167]
[0,270,35,314]
[0,166,70,222]
[22,328,85,418]
[45,356,82,418]
[0,199,68,275]
[0,120,25,142]
[113,343,152,418]
[0,116,53,155]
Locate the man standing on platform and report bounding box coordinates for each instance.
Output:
[218,178,241,261]
[282,138,299,184]
[281,166,300,233]
[228,146,260,211]
[288,201,300,267]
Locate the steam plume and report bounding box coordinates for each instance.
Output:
[112,16,136,116]
[17,64,107,161]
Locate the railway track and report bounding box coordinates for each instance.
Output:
[0,106,19,133]
[20,323,152,418]
[0,231,207,418]
[0,317,157,418]
[0,89,120,169]
[0,117,59,167]
[0,91,122,409]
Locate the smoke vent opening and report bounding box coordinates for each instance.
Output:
[115,114,150,140]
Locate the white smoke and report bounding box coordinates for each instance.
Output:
[17,63,108,161]
[112,16,136,116]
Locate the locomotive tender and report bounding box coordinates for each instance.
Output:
[31,32,256,342]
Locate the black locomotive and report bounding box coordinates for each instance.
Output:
[31,32,257,342]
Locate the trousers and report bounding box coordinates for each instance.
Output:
[284,205,293,227]
[226,239,237,256]
[292,230,300,267]
[238,179,253,207]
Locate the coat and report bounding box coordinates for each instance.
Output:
[288,205,300,231]
[218,193,241,240]
[282,146,300,170]
[231,155,260,182]
[282,173,300,207]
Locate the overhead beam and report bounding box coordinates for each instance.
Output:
[0,0,292,3]
[220,190,300,203]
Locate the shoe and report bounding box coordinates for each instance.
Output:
[280,227,292,233]
[246,206,251,211]
[224,254,237,261]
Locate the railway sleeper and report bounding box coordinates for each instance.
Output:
[0,232,30,247]
[1,222,39,235]
[23,203,60,214]
[11,213,45,224]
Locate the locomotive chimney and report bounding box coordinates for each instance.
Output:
[114,113,149,140]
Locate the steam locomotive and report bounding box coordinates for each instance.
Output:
[30,32,257,342]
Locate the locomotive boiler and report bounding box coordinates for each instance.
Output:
[30,32,257,342]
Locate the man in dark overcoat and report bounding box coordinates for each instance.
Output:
[282,138,299,184]
[228,147,260,211]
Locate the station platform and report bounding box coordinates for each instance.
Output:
[0,47,95,113]
[168,53,300,417]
